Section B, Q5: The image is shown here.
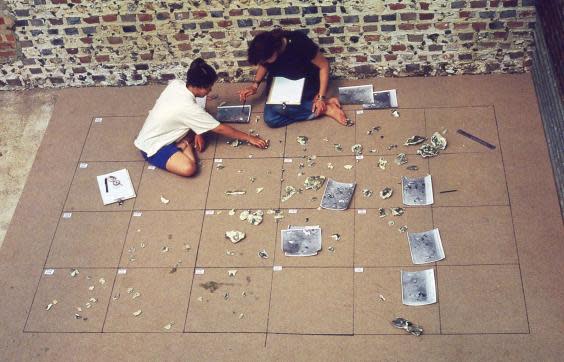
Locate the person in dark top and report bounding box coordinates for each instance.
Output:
[239,29,348,128]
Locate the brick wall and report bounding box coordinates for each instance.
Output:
[0,0,536,90]
[0,2,17,65]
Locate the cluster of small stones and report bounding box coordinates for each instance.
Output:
[0,0,536,90]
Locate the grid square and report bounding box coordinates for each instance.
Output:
[274,209,355,267]
[354,267,440,334]
[438,265,528,333]
[46,211,130,268]
[354,154,430,209]
[430,152,508,206]
[120,210,204,268]
[64,161,144,212]
[355,108,426,156]
[284,115,356,157]
[80,116,145,162]
[213,114,285,159]
[280,156,357,209]
[25,268,115,332]
[433,206,518,265]
[206,158,283,210]
[196,210,277,267]
[355,207,433,267]
[186,267,272,332]
[103,267,193,332]
[268,268,353,334]
[426,107,499,153]
[134,160,212,210]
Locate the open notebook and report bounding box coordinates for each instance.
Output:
[266,77,305,105]
[96,168,136,205]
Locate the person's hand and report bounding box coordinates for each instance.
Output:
[247,135,268,149]
[239,84,258,102]
[312,98,327,116]
[194,134,206,152]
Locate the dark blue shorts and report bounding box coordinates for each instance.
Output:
[141,143,181,170]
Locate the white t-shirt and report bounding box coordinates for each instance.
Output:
[134,80,220,157]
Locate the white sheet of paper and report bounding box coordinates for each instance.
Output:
[96,168,136,205]
[266,77,305,105]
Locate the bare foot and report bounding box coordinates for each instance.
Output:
[324,102,348,125]
[327,97,342,109]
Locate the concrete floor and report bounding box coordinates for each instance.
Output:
[0,75,563,360]
[0,90,55,248]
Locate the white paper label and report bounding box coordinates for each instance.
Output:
[357,209,367,214]
[354,267,364,273]
[62,212,72,219]
[273,266,283,271]
[205,210,215,215]
[356,155,364,160]
[117,269,127,275]
[44,269,55,275]
[94,117,103,123]
[214,158,223,163]
[284,158,293,163]
[79,163,88,169]
[133,211,142,217]
[356,110,364,114]
[195,269,205,275]
[147,165,156,170]
[288,209,298,214]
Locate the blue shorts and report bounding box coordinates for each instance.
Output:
[141,143,181,170]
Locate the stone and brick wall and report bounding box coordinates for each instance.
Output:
[0,0,536,90]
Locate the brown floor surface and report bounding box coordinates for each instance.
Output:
[1,74,563,361]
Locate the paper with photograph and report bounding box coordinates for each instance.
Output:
[216,105,251,123]
[96,168,136,205]
[320,178,356,210]
[362,89,398,109]
[401,269,437,306]
[407,228,445,264]
[281,225,322,256]
[402,175,434,206]
[266,77,305,105]
[338,84,374,105]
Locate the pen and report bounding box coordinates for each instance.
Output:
[241,97,246,113]
[104,177,109,193]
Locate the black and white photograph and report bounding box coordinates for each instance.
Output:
[281,225,322,257]
[401,269,437,306]
[215,105,251,123]
[401,175,434,206]
[338,84,374,105]
[96,168,136,205]
[407,228,445,264]
[362,89,398,109]
[320,178,356,210]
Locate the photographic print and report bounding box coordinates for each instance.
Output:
[362,89,398,109]
[338,84,374,105]
[401,269,437,306]
[281,225,322,257]
[320,179,356,210]
[216,105,251,123]
[407,228,445,264]
[401,175,434,206]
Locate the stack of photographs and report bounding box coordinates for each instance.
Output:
[401,175,434,206]
[320,179,356,210]
[401,269,437,306]
[216,105,251,123]
[281,225,322,257]
[362,89,398,109]
[338,84,374,105]
[407,229,445,264]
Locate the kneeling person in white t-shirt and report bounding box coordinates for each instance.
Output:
[134,58,268,177]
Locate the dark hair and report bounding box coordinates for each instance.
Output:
[248,29,285,65]
[186,58,218,88]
